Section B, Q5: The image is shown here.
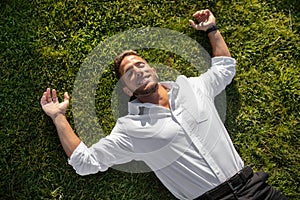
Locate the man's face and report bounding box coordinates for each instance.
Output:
[119,55,158,97]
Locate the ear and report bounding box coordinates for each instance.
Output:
[122,87,133,97]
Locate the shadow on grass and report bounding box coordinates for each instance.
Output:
[224,80,242,141]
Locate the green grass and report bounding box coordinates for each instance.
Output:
[1,0,299,199]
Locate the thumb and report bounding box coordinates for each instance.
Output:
[63,92,70,106]
[189,20,196,28]
[189,20,201,30]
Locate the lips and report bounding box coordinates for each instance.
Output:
[137,76,150,86]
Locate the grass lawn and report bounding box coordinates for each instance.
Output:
[0,0,299,199]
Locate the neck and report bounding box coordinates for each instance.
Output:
[137,83,170,109]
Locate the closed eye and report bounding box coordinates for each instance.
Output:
[126,69,133,79]
[136,62,145,68]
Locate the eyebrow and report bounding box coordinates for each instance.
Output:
[125,65,134,74]
[124,61,144,74]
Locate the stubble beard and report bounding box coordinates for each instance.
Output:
[133,82,159,98]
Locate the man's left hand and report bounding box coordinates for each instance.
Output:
[189,9,216,31]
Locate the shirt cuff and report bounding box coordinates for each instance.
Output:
[68,141,86,165]
[211,56,236,66]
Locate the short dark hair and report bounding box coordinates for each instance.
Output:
[114,50,140,79]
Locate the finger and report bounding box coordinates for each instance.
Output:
[192,11,200,18]
[193,11,208,23]
[46,88,52,103]
[64,92,70,102]
[197,10,205,17]
[40,92,47,106]
[204,9,211,15]
[193,11,202,20]
[189,20,204,30]
[199,11,209,21]
[52,89,58,103]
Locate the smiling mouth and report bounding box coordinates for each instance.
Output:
[133,82,158,97]
[137,76,150,86]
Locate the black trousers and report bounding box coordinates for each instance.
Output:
[197,172,288,200]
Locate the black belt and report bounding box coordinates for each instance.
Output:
[195,166,253,200]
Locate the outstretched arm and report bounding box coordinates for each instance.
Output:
[189,9,231,57]
[40,88,81,158]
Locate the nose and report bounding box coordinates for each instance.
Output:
[136,71,142,77]
[133,66,142,77]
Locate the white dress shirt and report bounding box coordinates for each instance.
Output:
[68,56,244,199]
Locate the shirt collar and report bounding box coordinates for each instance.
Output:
[127,81,178,115]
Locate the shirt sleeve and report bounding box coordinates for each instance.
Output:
[188,56,236,98]
[68,124,134,176]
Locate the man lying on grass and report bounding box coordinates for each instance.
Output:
[40,9,287,200]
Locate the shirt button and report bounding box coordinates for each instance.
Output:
[216,171,220,175]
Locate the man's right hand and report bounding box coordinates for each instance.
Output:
[40,88,70,120]
[41,88,81,157]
